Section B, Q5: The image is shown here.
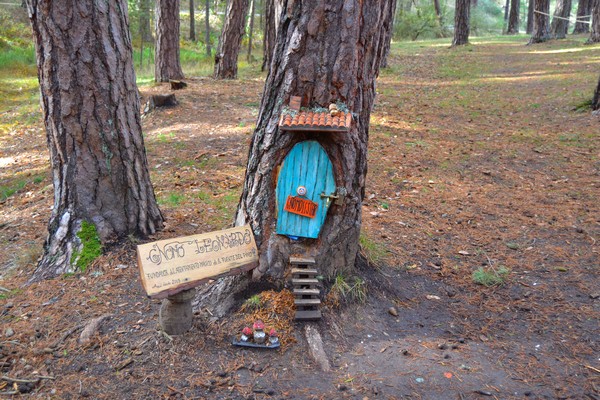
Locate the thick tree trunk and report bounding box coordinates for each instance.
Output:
[26,0,164,282]
[452,0,471,46]
[529,0,551,43]
[573,0,591,33]
[155,0,185,82]
[507,0,521,33]
[205,0,211,56]
[588,0,600,42]
[261,0,283,72]
[234,0,394,282]
[551,0,572,38]
[593,74,600,110]
[247,0,255,62]
[526,0,534,33]
[190,0,196,41]
[380,0,398,68]
[214,0,250,79]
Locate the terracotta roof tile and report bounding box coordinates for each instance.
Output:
[279,110,352,132]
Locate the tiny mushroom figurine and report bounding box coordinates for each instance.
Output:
[253,320,266,344]
[268,328,279,346]
[329,103,340,117]
[240,326,253,342]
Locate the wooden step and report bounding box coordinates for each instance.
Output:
[292,278,319,286]
[295,309,322,320]
[290,256,316,265]
[293,288,320,296]
[291,268,318,276]
[295,298,321,306]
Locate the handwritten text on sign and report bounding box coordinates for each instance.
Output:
[284,196,318,218]
[137,226,258,298]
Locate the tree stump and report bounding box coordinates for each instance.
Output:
[159,289,196,335]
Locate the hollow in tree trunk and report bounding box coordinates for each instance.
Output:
[214,0,250,79]
[452,0,471,46]
[507,0,520,33]
[588,0,600,42]
[197,0,395,316]
[190,0,196,41]
[155,0,185,82]
[529,0,551,43]
[526,0,534,33]
[551,0,572,38]
[26,0,164,283]
[573,0,591,33]
[261,0,283,72]
[205,0,211,56]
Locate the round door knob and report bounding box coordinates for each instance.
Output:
[296,186,307,196]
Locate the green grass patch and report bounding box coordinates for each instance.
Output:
[472,266,510,287]
[159,192,186,207]
[359,232,389,266]
[0,173,46,202]
[70,221,102,272]
[329,274,367,304]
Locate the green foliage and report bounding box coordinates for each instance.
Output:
[472,266,510,287]
[359,232,389,266]
[470,0,504,35]
[70,221,102,271]
[243,294,263,311]
[395,5,443,41]
[330,274,367,304]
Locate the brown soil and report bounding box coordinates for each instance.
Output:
[1,37,599,399]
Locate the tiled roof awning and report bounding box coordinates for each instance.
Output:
[279,111,352,132]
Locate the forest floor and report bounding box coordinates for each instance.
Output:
[1,35,599,399]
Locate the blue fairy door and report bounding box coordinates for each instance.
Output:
[276,141,336,239]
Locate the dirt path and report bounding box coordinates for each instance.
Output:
[1,36,599,399]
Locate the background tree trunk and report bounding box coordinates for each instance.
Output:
[433,0,443,22]
[247,0,255,62]
[190,0,196,41]
[380,0,398,68]
[588,0,600,42]
[452,0,471,45]
[551,0,572,38]
[26,0,164,282]
[205,0,212,56]
[593,74,600,110]
[507,0,520,33]
[155,0,185,82]
[232,0,394,285]
[504,0,510,23]
[140,0,154,42]
[526,0,534,33]
[261,0,283,72]
[529,0,551,43]
[214,0,250,79]
[573,0,591,33]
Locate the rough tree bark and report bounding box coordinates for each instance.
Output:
[261,0,284,72]
[573,0,591,33]
[588,0,600,42]
[205,0,211,55]
[529,0,551,43]
[26,0,164,282]
[593,74,600,110]
[526,0,534,33]
[214,0,250,79]
[452,0,471,45]
[507,0,520,33]
[551,0,572,39]
[235,0,395,281]
[247,0,255,62]
[379,0,398,69]
[155,0,185,82]
[190,0,196,41]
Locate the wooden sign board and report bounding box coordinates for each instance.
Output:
[284,196,318,218]
[137,226,258,298]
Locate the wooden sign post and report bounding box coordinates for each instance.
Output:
[137,226,258,334]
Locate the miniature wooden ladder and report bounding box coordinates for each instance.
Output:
[291,256,322,320]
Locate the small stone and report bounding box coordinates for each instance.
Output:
[388,307,398,317]
[4,302,13,309]
[590,293,600,299]
[4,328,14,338]
[337,384,348,391]
[401,349,409,356]
[444,354,451,359]
[438,343,448,350]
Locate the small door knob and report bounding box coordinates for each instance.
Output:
[296,186,307,196]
